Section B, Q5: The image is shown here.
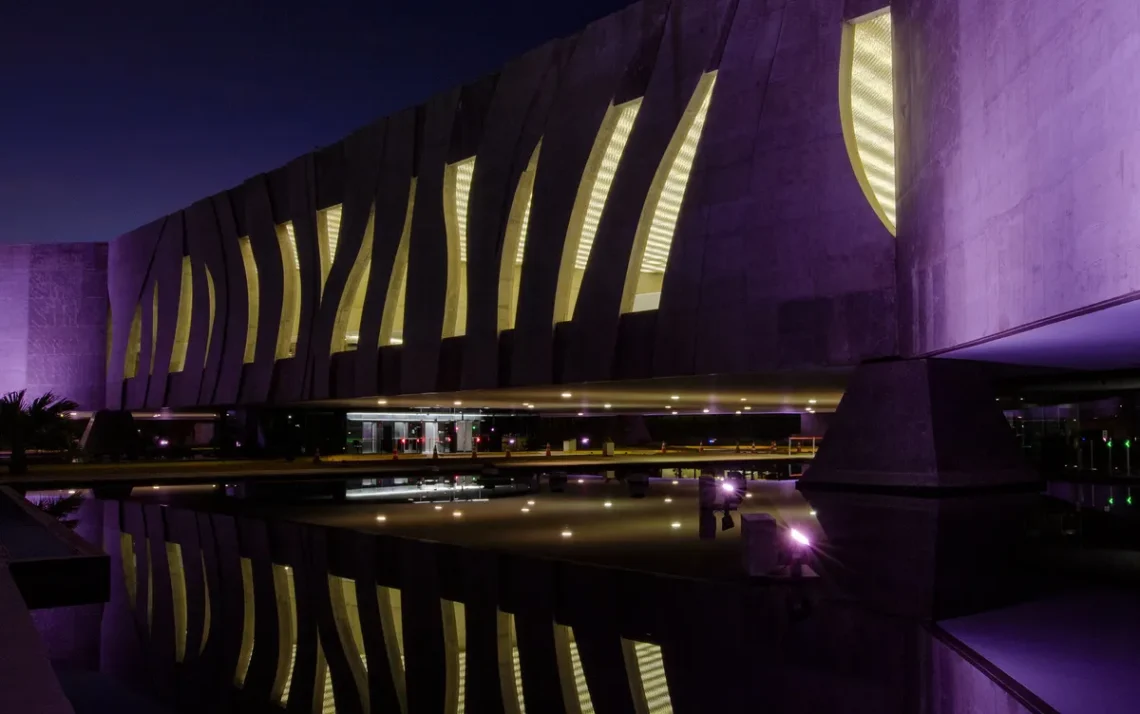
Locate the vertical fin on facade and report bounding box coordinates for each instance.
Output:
[840,8,896,234]
[238,236,259,364]
[204,264,215,368]
[170,256,193,373]
[443,158,476,338]
[275,221,302,359]
[331,205,376,353]
[498,142,541,333]
[622,73,718,314]
[555,99,642,323]
[380,180,417,347]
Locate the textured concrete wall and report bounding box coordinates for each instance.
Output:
[102,0,897,410]
[0,243,107,409]
[895,0,1140,355]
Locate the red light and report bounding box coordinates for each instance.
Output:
[475,436,481,443]
[400,438,406,444]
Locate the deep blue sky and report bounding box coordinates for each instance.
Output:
[0,0,636,245]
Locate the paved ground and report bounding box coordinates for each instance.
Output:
[0,449,813,489]
[121,478,821,580]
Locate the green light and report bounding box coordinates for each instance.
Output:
[1127,440,1132,448]
[1109,497,1115,506]
[1108,440,1113,448]
[1129,496,1134,506]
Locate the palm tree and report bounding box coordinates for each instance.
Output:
[0,390,78,475]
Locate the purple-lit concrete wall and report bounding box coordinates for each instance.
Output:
[894,0,1140,355]
[103,0,897,410]
[0,243,108,409]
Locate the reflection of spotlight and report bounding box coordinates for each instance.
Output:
[789,528,810,546]
[664,498,673,503]
[722,482,735,494]
[561,530,573,538]
[721,512,735,531]
[527,500,535,506]
[671,522,682,529]
[578,478,585,484]
[452,511,463,518]
[434,505,443,511]
[376,515,387,522]
[521,508,530,513]
[603,502,612,508]
[809,510,817,516]
[745,493,753,499]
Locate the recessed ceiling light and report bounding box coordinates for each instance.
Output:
[808,398,817,404]
[670,395,680,400]
[604,502,613,508]
[452,511,463,518]
[702,408,710,413]
[664,497,673,503]
[740,398,747,402]
[577,412,584,416]
[377,399,387,405]
[376,515,387,522]
[672,411,679,415]
[528,404,535,409]
[434,505,443,511]
[527,500,535,506]
[735,410,742,415]
[454,400,462,406]
[521,507,530,513]
[561,392,572,398]
[604,403,612,409]
[561,530,573,538]
[744,406,751,411]
[671,522,682,529]
[577,478,585,484]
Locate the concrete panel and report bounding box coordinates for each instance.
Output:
[399,539,447,714]
[402,94,460,395]
[205,512,243,713]
[142,504,177,693]
[107,218,163,409]
[500,554,567,714]
[566,0,731,384]
[97,501,151,694]
[511,4,657,386]
[308,123,386,400]
[894,0,1140,355]
[0,245,31,398]
[353,111,416,396]
[461,44,557,390]
[144,214,186,410]
[206,191,247,405]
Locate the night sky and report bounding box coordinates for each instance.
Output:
[0,0,637,245]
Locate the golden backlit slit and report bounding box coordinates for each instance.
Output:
[318,204,344,297]
[235,557,255,687]
[621,639,673,714]
[377,585,407,713]
[623,73,717,314]
[124,304,142,379]
[497,611,526,714]
[443,158,476,338]
[441,599,467,714]
[840,8,896,234]
[380,180,416,348]
[275,221,302,358]
[167,542,188,662]
[555,99,642,322]
[554,624,594,714]
[331,206,376,353]
[204,264,215,367]
[238,236,259,364]
[119,533,137,609]
[498,142,541,333]
[170,256,193,373]
[200,553,210,655]
[273,564,298,705]
[329,575,370,712]
[149,283,158,375]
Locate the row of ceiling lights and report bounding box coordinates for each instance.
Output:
[375,393,822,411]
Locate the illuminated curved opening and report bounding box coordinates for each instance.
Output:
[441,599,468,714]
[497,611,526,714]
[498,143,541,333]
[840,9,896,234]
[443,158,476,338]
[380,180,417,347]
[238,237,259,364]
[167,543,188,662]
[377,585,407,713]
[318,205,344,297]
[555,99,642,322]
[204,264,215,368]
[623,74,717,314]
[275,222,302,359]
[234,557,255,687]
[329,575,370,712]
[554,624,594,714]
[170,257,193,373]
[124,304,142,379]
[621,639,672,714]
[331,205,376,353]
[148,282,158,375]
[119,533,137,609]
[272,564,297,705]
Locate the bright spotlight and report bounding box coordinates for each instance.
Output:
[561,392,572,398]
[603,403,612,409]
[745,493,753,499]
[376,515,387,522]
[670,395,680,400]
[702,408,710,414]
[789,528,810,546]
[67,489,76,495]
[577,478,585,484]
[452,511,463,518]
[527,500,536,506]
[603,501,613,508]
[809,510,817,516]
[722,482,735,494]
[561,530,573,538]
[808,398,817,404]
[152,485,160,490]
[664,497,673,503]
[454,400,462,406]
[671,522,682,529]
[521,507,530,513]
[434,505,443,511]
